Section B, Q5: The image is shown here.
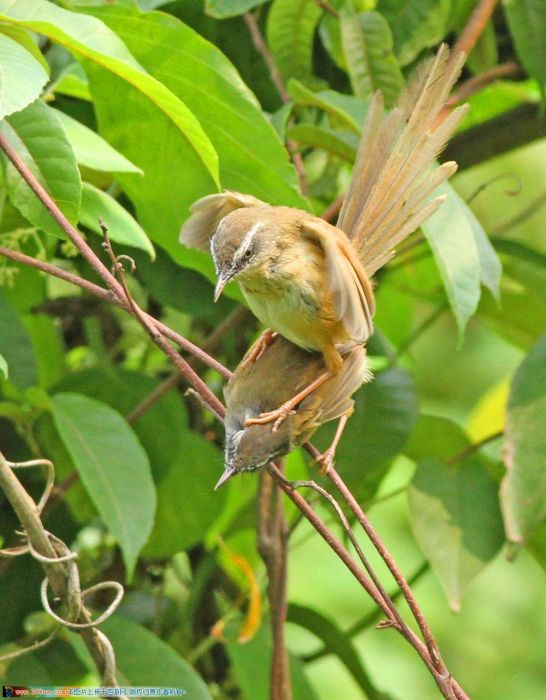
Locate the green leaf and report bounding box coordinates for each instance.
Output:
[501,333,546,544]
[205,0,269,18]
[315,367,418,499]
[227,624,317,700]
[288,79,362,133]
[340,10,403,108]
[80,182,154,258]
[98,615,212,696]
[0,33,48,119]
[287,123,358,161]
[50,108,142,174]
[0,24,50,72]
[503,0,546,95]
[0,0,219,187]
[422,182,482,340]
[0,353,8,379]
[52,62,92,101]
[0,291,37,389]
[267,0,323,83]
[409,457,505,610]
[51,392,156,579]
[0,99,82,238]
[405,415,469,462]
[478,278,546,350]
[82,5,306,269]
[143,432,228,558]
[288,604,391,698]
[377,0,451,66]
[22,314,66,389]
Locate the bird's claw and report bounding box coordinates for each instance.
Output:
[315,448,335,475]
[244,404,296,432]
[239,330,278,370]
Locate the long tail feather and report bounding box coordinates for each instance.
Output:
[337,45,467,276]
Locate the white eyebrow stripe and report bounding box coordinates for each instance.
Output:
[235,221,263,261]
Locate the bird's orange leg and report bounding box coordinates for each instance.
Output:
[314,410,352,475]
[239,329,279,370]
[245,369,332,433]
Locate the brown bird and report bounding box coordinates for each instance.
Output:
[181,45,468,426]
[216,336,369,489]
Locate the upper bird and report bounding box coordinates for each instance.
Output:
[180,46,468,376]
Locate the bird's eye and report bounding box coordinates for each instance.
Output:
[243,249,252,259]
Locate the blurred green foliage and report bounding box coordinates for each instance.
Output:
[0,0,545,698]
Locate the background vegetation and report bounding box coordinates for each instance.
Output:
[0,0,545,698]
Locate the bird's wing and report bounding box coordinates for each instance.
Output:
[301,219,375,343]
[337,44,468,276]
[179,191,266,251]
[302,344,371,423]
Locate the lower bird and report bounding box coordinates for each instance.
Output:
[216,335,369,489]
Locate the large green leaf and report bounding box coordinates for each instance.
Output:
[79,182,155,258]
[51,392,156,579]
[340,10,403,108]
[409,457,505,610]
[501,333,546,544]
[377,0,451,66]
[314,367,418,498]
[0,99,82,238]
[422,182,482,339]
[0,291,38,389]
[83,5,306,269]
[205,0,269,18]
[0,33,48,119]
[503,0,546,95]
[99,615,212,696]
[51,366,189,482]
[267,0,323,83]
[0,0,219,187]
[51,108,142,173]
[142,433,228,558]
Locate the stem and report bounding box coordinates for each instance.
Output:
[258,469,291,700]
[451,0,500,63]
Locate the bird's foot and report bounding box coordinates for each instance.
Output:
[239,329,278,370]
[314,448,336,476]
[244,402,297,433]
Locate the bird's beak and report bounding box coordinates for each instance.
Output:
[214,467,237,490]
[214,269,234,302]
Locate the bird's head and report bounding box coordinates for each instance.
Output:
[214,419,292,489]
[210,208,278,301]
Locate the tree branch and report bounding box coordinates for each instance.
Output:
[451,0,499,64]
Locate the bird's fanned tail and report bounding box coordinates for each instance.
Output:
[338,44,469,276]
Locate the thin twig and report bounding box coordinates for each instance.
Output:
[447,62,519,106]
[492,191,546,235]
[447,430,503,465]
[243,11,308,196]
[314,0,338,17]
[321,195,344,223]
[127,305,249,424]
[451,0,500,65]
